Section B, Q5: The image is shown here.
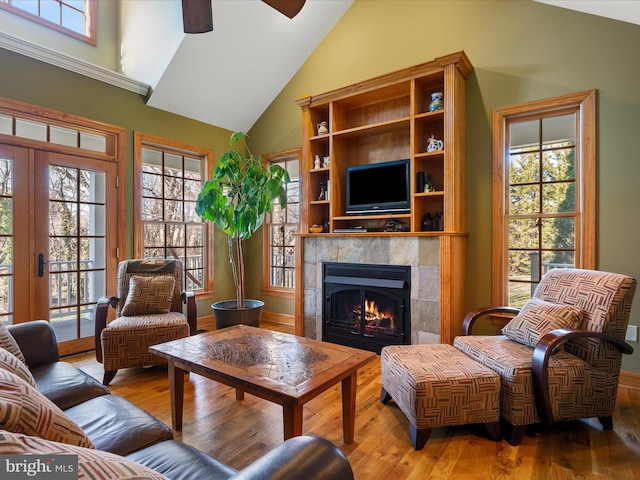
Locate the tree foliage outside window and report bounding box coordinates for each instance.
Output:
[263,150,299,294]
[507,120,576,307]
[136,136,212,295]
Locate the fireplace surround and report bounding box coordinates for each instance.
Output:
[302,235,455,346]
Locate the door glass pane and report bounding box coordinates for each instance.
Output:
[49,165,107,342]
[0,157,12,324]
[50,166,78,201]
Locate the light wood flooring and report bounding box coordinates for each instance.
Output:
[68,321,640,479]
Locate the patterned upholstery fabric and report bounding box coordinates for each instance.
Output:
[533,269,636,368]
[0,430,169,480]
[0,323,26,364]
[102,313,188,371]
[101,259,190,373]
[115,259,184,318]
[121,275,175,316]
[502,298,584,347]
[454,268,636,427]
[0,369,94,448]
[380,344,500,429]
[0,348,36,387]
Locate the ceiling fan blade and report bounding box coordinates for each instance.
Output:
[182,0,213,34]
[262,0,306,19]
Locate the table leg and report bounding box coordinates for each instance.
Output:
[168,360,185,430]
[342,373,357,443]
[235,388,245,401]
[282,403,303,440]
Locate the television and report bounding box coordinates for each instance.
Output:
[345,159,411,215]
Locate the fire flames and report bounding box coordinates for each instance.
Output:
[352,298,395,334]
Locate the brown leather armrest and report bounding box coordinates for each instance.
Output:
[8,320,59,368]
[462,306,520,335]
[532,328,633,425]
[94,296,118,363]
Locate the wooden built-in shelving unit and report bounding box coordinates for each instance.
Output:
[296,51,472,236]
[294,52,473,344]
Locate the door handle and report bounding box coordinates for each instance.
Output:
[38,253,47,278]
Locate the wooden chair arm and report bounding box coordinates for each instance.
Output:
[532,328,633,425]
[94,295,119,363]
[183,291,197,335]
[462,306,520,335]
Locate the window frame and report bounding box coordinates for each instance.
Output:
[133,132,214,298]
[262,148,300,298]
[0,0,97,46]
[492,90,596,306]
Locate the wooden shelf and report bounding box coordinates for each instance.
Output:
[332,117,411,139]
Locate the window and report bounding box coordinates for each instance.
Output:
[134,133,214,296]
[0,0,97,45]
[262,149,300,297]
[492,90,595,307]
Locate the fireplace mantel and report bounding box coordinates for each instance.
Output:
[295,234,466,346]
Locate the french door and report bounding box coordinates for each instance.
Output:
[0,145,119,355]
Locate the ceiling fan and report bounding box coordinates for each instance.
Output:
[182,0,306,34]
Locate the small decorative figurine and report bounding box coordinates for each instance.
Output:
[317,121,328,135]
[434,212,444,231]
[314,155,321,169]
[322,156,330,168]
[424,174,435,192]
[421,212,433,231]
[318,183,326,201]
[426,134,443,152]
[428,91,444,112]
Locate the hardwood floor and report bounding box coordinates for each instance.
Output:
[70,321,640,479]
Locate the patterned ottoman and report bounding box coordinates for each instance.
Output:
[380,343,501,449]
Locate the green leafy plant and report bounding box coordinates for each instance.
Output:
[196,132,289,309]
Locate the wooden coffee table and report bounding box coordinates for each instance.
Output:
[149,325,376,443]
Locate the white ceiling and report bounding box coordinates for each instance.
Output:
[120,0,353,133]
[118,0,639,133]
[536,0,640,26]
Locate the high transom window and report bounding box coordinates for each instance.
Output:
[0,0,97,45]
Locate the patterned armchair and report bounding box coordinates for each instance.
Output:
[454,268,636,445]
[95,259,197,386]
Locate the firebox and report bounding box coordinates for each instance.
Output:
[322,262,411,354]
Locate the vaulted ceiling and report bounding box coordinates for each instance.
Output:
[117,0,640,133]
[120,0,353,133]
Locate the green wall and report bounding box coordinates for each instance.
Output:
[2,0,640,373]
[246,0,640,372]
[0,48,236,317]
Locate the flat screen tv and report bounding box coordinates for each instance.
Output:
[345,159,410,215]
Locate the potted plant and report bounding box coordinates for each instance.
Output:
[196,132,289,329]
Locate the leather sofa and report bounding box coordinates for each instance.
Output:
[1,321,354,480]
